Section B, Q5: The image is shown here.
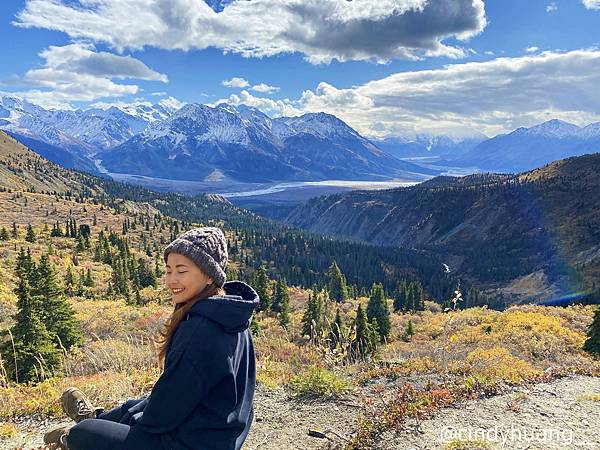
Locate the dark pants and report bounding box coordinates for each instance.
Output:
[65,398,164,450]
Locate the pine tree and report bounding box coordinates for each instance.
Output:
[301,292,323,343]
[405,319,415,341]
[350,304,377,361]
[11,222,18,239]
[583,306,600,355]
[34,254,84,350]
[366,282,391,342]
[15,247,34,280]
[327,261,348,303]
[84,268,95,287]
[274,278,290,328]
[0,227,9,240]
[1,278,62,383]
[25,224,36,243]
[64,265,75,296]
[393,280,407,312]
[253,266,272,311]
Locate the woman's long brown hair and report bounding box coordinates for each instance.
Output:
[156,281,226,369]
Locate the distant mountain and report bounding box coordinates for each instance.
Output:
[0,95,175,173]
[446,119,600,172]
[284,152,600,302]
[372,132,487,159]
[99,103,439,183]
[1,96,438,183]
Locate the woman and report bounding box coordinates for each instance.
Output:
[45,227,259,449]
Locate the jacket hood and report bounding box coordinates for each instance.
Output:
[188,280,259,333]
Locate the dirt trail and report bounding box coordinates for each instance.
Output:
[2,375,599,450]
[378,375,600,450]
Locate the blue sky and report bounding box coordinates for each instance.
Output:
[1,0,600,137]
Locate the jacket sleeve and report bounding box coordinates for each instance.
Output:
[118,397,149,425]
[134,324,232,434]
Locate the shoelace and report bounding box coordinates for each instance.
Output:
[76,399,92,415]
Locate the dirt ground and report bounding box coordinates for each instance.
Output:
[2,375,599,450]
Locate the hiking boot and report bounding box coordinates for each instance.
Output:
[43,425,71,449]
[60,387,105,423]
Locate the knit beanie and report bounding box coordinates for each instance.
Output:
[163,227,228,287]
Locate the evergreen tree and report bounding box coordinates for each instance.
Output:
[0,227,9,240]
[1,278,62,383]
[253,266,271,312]
[327,261,348,303]
[366,282,391,342]
[583,306,600,355]
[34,254,84,350]
[405,319,415,341]
[84,268,95,287]
[274,278,290,328]
[25,224,36,243]
[15,247,34,280]
[393,280,407,312]
[11,222,18,239]
[64,265,75,296]
[350,304,377,361]
[301,292,323,343]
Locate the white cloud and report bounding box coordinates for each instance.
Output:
[151,91,167,96]
[583,0,600,9]
[250,83,280,94]
[546,2,558,12]
[525,46,539,53]
[10,43,167,108]
[16,0,488,64]
[288,50,600,137]
[212,90,303,117]
[222,77,249,88]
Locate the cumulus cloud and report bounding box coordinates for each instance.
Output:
[9,43,167,108]
[546,2,558,12]
[583,0,600,9]
[212,90,303,117]
[16,0,487,63]
[222,77,249,88]
[289,50,600,137]
[250,83,279,94]
[525,46,539,53]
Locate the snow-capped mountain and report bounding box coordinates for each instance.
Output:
[446,119,600,173]
[0,96,175,150]
[373,132,488,159]
[0,95,177,172]
[99,103,438,183]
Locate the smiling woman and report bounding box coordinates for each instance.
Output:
[45,226,260,450]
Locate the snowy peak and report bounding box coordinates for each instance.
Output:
[524,119,581,138]
[0,95,175,150]
[277,112,363,141]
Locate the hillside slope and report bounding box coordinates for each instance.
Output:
[285,153,600,301]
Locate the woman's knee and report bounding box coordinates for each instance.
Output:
[65,419,95,449]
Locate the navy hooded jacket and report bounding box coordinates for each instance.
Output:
[124,280,259,450]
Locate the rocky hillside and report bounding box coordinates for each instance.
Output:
[285,153,600,302]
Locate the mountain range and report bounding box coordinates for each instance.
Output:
[3,95,600,183]
[0,95,437,183]
[443,119,600,172]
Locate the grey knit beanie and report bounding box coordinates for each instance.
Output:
[163,227,228,287]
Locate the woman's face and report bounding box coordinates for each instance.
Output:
[165,253,214,305]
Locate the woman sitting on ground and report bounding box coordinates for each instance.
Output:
[44,226,259,450]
